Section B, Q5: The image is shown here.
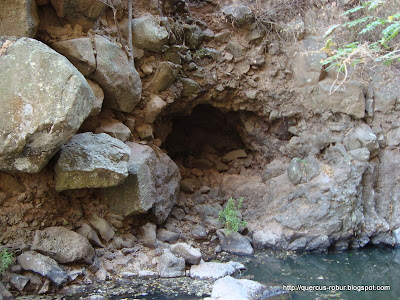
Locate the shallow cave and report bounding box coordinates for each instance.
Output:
[160,104,247,169]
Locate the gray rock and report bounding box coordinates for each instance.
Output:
[221,149,247,163]
[140,223,157,249]
[157,229,180,244]
[386,127,400,146]
[95,122,131,142]
[191,225,208,240]
[158,250,185,278]
[93,36,142,112]
[131,13,169,52]
[202,28,215,42]
[292,37,326,87]
[147,61,181,93]
[144,94,167,123]
[86,79,104,116]
[102,143,180,223]
[76,223,104,248]
[214,30,231,43]
[308,80,365,118]
[183,24,204,49]
[54,133,131,191]
[50,0,106,30]
[262,159,287,181]
[287,156,320,185]
[0,282,13,299]
[0,38,94,173]
[171,243,202,265]
[190,261,246,280]
[10,274,30,292]
[0,0,39,37]
[216,230,254,256]
[88,215,115,242]
[138,270,159,279]
[31,227,94,264]
[222,5,254,27]
[18,251,68,287]
[348,148,370,162]
[210,276,266,300]
[225,40,244,58]
[52,36,142,112]
[344,124,379,158]
[180,178,202,193]
[137,124,154,140]
[180,78,202,98]
[51,38,96,77]
[216,162,230,172]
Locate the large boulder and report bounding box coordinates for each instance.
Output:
[101,143,181,223]
[0,37,94,173]
[222,5,254,27]
[131,13,169,53]
[216,230,254,256]
[54,133,131,191]
[157,250,185,278]
[31,227,94,263]
[210,276,267,300]
[0,0,39,37]
[52,35,142,112]
[308,80,365,118]
[18,251,68,286]
[50,0,106,30]
[170,243,202,265]
[291,36,326,87]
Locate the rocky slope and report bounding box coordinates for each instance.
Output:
[0,0,400,298]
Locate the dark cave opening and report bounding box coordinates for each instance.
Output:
[160,104,247,169]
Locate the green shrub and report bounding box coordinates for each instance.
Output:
[218,197,247,234]
[322,0,400,74]
[0,248,14,274]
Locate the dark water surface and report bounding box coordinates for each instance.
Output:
[243,247,400,300]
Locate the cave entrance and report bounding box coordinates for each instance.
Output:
[160,104,248,176]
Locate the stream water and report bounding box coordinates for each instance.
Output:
[243,247,400,300]
[19,247,400,300]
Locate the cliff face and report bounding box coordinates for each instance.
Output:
[1,0,400,295]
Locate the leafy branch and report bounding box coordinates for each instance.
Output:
[321,0,400,78]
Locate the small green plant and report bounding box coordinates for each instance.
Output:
[322,0,400,76]
[218,197,247,234]
[0,248,14,274]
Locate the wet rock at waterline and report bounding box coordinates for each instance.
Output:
[209,276,267,300]
[190,261,246,280]
[0,0,39,37]
[50,0,107,31]
[101,143,180,223]
[52,35,142,112]
[31,227,94,264]
[17,251,68,287]
[0,37,94,173]
[54,133,131,191]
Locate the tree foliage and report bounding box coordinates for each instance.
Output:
[322,0,400,73]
